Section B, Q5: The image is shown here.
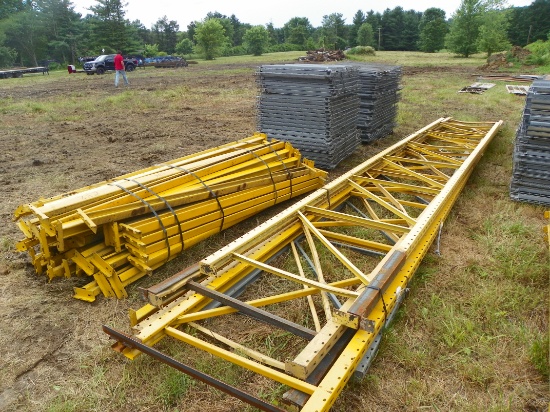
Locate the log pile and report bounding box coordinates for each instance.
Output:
[298,49,346,62]
[14,134,327,301]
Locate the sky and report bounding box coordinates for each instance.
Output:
[71,0,535,30]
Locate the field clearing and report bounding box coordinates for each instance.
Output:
[0,51,547,411]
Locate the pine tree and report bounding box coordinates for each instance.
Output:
[89,0,138,53]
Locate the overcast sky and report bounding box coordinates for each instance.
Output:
[71,0,534,29]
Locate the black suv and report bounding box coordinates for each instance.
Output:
[83,54,137,75]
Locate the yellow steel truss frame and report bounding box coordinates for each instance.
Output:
[105,118,502,411]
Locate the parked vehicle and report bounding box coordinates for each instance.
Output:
[143,56,188,68]
[83,54,137,75]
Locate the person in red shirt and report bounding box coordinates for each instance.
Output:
[114,50,129,87]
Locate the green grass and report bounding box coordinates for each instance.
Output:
[349,50,489,67]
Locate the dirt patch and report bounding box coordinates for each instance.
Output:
[478,46,532,70]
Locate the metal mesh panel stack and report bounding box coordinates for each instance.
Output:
[510,79,550,205]
[257,64,360,169]
[353,63,402,143]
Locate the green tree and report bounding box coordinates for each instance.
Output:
[187,21,196,44]
[349,10,366,47]
[230,14,250,46]
[365,10,382,32]
[0,32,17,67]
[418,8,448,52]
[402,10,422,50]
[194,18,227,60]
[131,19,151,45]
[477,9,511,56]
[36,0,83,63]
[1,8,47,65]
[445,0,493,57]
[320,13,347,49]
[205,12,234,46]
[265,22,279,45]
[0,0,27,21]
[527,0,550,43]
[282,17,313,47]
[143,43,159,57]
[508,0,550,46]
[381,7,404,50]
[357,22,374,46]
[243,25,269,55]
[89,0,138,53]
[152,16,179,53]
[175,38,193,56]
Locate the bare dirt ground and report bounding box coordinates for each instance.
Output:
[0,66,264,411]
[0,62,547,411]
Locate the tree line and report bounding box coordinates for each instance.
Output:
[0,0,548,67]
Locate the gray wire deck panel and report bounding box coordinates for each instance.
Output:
[256,63,402,169]
[510,80,550,206]
[257,64,361,169]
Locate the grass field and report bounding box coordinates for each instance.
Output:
[0,50,547,412]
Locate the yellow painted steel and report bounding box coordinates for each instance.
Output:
[165,326,317,394]
[13,135,326,301]
[106,118,502,411]
[187,322,286,370]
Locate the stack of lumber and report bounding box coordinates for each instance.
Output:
[510,79,550,205]
[256,64,360,169]
[14,134,327,301]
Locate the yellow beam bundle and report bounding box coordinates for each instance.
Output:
[105,118,503,411]
[13,134,327,302]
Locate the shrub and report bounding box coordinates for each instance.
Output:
[345,46,376,56]
[220,45,248,57]
[525,39,550,66]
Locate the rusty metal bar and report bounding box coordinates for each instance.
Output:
[102,325,285,412]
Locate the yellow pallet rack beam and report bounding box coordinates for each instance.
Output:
[14,134,326,301]
[104,118,502,411]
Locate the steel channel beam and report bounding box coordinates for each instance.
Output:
[186,280,317,340]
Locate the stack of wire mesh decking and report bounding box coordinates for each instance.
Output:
[510,79,550,206]
[256,64,360,169]
[353,63,402,143]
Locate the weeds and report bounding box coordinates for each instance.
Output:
[156,366,195,407]
[529,333,550,378]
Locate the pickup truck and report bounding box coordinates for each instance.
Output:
[83,54,137,75]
